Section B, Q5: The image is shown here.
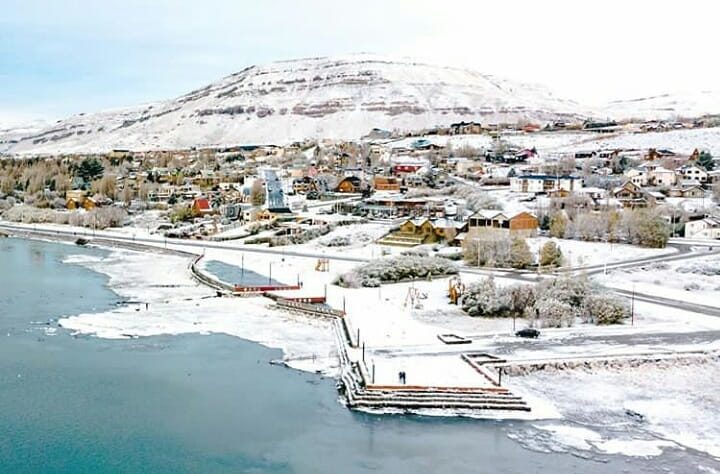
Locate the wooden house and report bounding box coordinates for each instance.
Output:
[378,218,467,247]
[667,185,704,198]
[467,210,538,238]
[611,181,647,208]
[336,177,362,193]
[65,190,96,211]
[373,176,401,192]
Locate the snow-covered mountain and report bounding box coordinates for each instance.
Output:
[601,90,720,121]
[8,54,587,154]
[0,120,48,154]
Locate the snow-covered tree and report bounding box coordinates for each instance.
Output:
[461,277,510,317]
[580,292,630,325]
[527,297,576,328]
[335,256,458,288]
[539,241,563,267]
[549,211,567,238]
[463,237,511,268]
[621,209,670,248]
[509,237,533,269]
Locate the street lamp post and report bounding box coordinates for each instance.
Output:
[268,262,273,285]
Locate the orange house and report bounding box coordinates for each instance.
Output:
[336,177,362,193]
[374,176,400,192]
[191,198,214,216]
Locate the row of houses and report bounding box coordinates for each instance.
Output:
[378,210,539,247]
[625,163,713,187]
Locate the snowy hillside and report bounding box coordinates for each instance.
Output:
[0,120,47,154]
[602,90,720,121]
[8,54,586,154]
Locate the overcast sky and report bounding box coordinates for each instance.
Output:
[1,0,716,125]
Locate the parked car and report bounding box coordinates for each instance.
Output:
[515,328,540,338]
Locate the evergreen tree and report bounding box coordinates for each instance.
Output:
[539,241,563,267]
[698,150,714,171]
[76,158,104,182]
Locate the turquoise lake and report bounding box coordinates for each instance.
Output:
[0,237,692,473]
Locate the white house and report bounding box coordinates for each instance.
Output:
[676,165,709,186]
[625,168,647,186]
[649,166,677,187]
[684,216,720,239]
[510,175,583,194]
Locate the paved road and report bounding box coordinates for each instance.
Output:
[4,222,719,317]
[612,288,720,317]
[370,329,720,360]
[0,223,369,263]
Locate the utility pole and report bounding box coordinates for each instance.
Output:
[631,285,635,326]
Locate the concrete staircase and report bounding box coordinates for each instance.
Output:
[338,364,530,412]
[331,315,531,415]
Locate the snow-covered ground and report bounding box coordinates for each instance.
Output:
[508,360,720,461]
[526,237,676,268]
[550,127,720,155]
[595,255,720,308]
[59,249,338,375]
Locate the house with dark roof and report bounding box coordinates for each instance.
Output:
[467,210,538,238]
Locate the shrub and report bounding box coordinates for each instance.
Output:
[580,293,630,325]
[462,280,534,318]
[549,212,567,238]
[461,277,510,317]
[460,274,627,327]
[527,297,576,328]
[169,205,194,223]
[509,238,533,269]
[334,256,458,288]
[320,232,372,247]
[270,225,333,246]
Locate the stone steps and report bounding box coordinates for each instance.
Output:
[348,398,531,412]
[339,371,531,412]
[356,391,524,402]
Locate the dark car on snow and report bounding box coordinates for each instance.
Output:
[515,328,540,338]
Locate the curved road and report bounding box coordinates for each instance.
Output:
[3,222,719,317]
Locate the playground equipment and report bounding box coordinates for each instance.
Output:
[448,276,465,305]
[315,258,330,272]
[404,287,428,309]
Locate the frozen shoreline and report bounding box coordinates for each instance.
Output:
[11,228,720,465]
[58,247,339,376]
